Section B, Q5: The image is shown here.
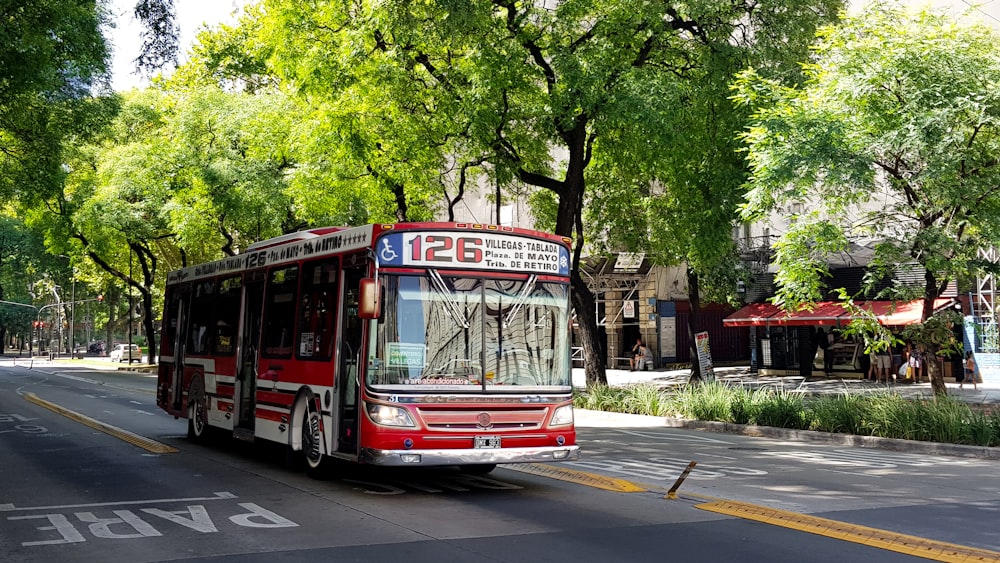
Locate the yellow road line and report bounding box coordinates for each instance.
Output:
[23,392,178,454]
[697,499,1000,563]
[505,463,646,492]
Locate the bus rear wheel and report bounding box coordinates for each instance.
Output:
[459,464,497,475]
[187,382,209,442]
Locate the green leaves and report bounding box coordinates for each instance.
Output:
[742,2,1000,313]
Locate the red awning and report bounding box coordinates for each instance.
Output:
[855,298,954,326]
[723,298,956,328]
[772,301,851,326]
[721,303,783,327]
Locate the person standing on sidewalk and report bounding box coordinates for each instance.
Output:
[962,351,978,390]
[875,342,892,384]
[906,343,924,383]
[822,329,836,375]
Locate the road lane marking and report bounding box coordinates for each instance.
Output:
[22,393,177,454]
[0,492,237,513]
[696,499,1000,562]
[505,464,646,492]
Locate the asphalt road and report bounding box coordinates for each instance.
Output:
[1,358,995,562]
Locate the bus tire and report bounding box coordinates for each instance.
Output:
[459,464,497,475]
[187,380,210,442]
[302,408,327,478]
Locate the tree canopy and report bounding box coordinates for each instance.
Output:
[230,0,843,384]
[736,2,1000,394]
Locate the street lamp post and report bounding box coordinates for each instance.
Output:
[128,249,133,360]
[69,274,75,355]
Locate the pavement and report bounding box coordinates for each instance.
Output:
[573,364,1000,460]
[573,364,1000,406]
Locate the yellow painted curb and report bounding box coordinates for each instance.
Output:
[505,463,646,492]
[697,499,1000,562]
[23,392,178,454]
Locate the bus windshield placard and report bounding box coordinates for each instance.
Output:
[376,231,570,275]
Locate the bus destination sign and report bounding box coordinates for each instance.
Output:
[377,231,570,276]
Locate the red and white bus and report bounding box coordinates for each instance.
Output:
[157,222,579,475]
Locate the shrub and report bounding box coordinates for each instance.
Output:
[574,384,631,413]
[807,393,871,435]
[674,381,734,422]
[755,390,806,429]
[576,381,1000,448]
[624,383,672,417]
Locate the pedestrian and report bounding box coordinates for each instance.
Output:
[635,343,654,371]
[628,338,644,371]
[875,341,892,384]
[961,351,978,390]
[823,329,836,375]
[906,343,924,383]
[863,335,877,381]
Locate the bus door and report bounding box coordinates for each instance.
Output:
[166,285,191,413]
[235,269,265,433]
[336,263,366,453]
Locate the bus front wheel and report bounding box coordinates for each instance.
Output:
[302,409,327,478]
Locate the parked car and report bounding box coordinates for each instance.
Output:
[110,343,142,363]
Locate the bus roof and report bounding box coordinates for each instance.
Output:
[166,222,571,286]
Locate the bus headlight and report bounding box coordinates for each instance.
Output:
[550,404,574,426]
[366,403,416,427]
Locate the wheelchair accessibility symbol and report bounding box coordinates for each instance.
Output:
[379,239,398,262]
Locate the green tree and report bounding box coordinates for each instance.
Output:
[247,0,842,385]
[736,2,1000,395]
[0,0,110,202]
[0,214,47,351]
[585,2,841,379]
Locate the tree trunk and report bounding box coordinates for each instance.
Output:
[686,267,703,382]
[926,343,945,396]
[571,271,606,386]
[141,285,157,362]
[923,269,947,396]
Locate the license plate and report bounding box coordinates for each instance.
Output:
[474,435,501,449]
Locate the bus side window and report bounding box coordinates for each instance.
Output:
[262,266,299,357]
[187,280,216,354]
[212,276,241,355]
[297,260,338,361]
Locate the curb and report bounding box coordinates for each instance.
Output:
[576,409,1000,460]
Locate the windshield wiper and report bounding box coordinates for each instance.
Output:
[428,269,470,328]
[503,274,537,329]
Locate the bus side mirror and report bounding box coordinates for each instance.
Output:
[358,278,381,319]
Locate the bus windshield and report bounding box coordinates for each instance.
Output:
[366,273,571,391]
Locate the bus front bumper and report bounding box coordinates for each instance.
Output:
[360,445,581,467]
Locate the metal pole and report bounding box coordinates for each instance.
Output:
[128,250,133,358]
[70,275,75,356]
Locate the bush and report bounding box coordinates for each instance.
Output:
[808,393,870,435]
[755,390,806,429]
[575,381,1000,448]
[674,381,734,422]
[624,383,673,417]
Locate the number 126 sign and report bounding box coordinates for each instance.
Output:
[377,232,570,275]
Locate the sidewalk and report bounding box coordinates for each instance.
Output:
[573,364,1000,406]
